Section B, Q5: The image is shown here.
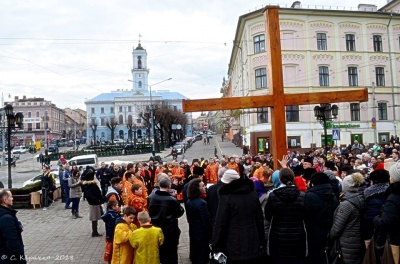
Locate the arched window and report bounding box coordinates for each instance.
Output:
[138,56,142,69]
[128,115,133,123]
[138,81,142,88]
[119,130,124,139]
[137,129,142,138]
[101,132,105,138]
[119,115,123,124]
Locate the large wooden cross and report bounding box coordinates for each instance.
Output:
[182,6,368,169]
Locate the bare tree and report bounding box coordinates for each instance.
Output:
[106,117,118,144]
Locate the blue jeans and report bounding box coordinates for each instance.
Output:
[63,183,71,208]
[70,198,80,213]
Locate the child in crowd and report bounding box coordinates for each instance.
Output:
[101,200,119,263]
[129,211,164,264]
[111,206,137,264]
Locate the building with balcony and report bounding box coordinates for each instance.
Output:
[224,0,400,155]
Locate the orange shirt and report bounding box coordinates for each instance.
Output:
[171,167,184,179]
[154,167,167,182]
[227,163,239,174]
[253,167,264,181]
[205,163,219,184]
[121,180,134,205]
[133,177,148,199]
[128,194,147,213]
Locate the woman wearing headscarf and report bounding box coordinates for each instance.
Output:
[265,168,309,264]
[305,172,339,264]
[330,172,366,264]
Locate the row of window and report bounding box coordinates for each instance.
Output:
[254,33,391,53]
[92,116,142,126]
[255,65,386,88]
[256,102,388,123]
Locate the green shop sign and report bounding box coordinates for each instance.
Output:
[325,122,361,129]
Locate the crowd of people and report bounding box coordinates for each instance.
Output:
[3,139,400,264]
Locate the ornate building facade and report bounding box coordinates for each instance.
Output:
[223,1,400,154]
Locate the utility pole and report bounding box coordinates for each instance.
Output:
[1,93,5,166]
[387,12,397,136]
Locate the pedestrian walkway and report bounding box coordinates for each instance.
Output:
[15,135,242,263]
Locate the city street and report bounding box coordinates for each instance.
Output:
[11,135,242,263]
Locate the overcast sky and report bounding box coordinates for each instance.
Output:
[0,0,389,111]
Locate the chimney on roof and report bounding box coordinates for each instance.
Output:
[358,4,377,11]
[291,1,301,8]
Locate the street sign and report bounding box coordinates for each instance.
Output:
[203,124,208,130]
[332,129,340,140]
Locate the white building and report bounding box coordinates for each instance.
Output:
[85,42,190,144]
[223,0,400,155]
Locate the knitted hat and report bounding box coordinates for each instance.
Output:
[389,162,400,183]
[221,169,240,184]
[342,172,365,192]
[310,172,331,186]
[369,169,390,184]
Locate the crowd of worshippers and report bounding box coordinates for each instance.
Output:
[90,148,400,264]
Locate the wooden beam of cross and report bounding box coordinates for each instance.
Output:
[182,6,368,170]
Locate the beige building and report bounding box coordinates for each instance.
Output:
[221,1,400,155]
[64,108,87,140]
[6,96,66,146]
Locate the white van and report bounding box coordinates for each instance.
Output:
[68,154,98,170]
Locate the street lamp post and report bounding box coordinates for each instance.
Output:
[314,103,339,153]
[128,78,172,156]
[2,104,24,188]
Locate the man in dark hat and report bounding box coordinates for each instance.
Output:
[302,156,313,170]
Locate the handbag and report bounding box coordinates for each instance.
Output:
[331,248,344,264]
[103,241,113,262]
[209,252,227,264]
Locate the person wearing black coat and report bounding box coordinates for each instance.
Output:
[374,163,400,259]
[305,172,339,264]
[0,189,26,264]
[206,176,225,228]
[83,170,106,237]
[212,169,265,263]
[186,178,212,264]
[265,168,309,264]
[148,177,185,264]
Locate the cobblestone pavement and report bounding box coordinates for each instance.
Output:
[14,135,242,263]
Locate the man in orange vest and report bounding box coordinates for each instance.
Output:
[205,158,219,184]
[226,157,239,174]
[252,161,264,180]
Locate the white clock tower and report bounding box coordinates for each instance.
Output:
[131,41,149,93]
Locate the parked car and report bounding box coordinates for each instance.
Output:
[67,140,74,147]
[12,146,27,154]
[113,139,124,144]
[48,144,59,154]
[173,143,185,154]
[22,168,60,187]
